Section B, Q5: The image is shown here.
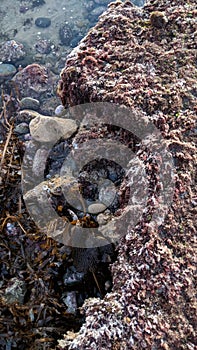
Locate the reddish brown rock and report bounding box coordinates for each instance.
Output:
[57,0,196,349]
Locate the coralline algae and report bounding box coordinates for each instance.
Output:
[58,0,197,349]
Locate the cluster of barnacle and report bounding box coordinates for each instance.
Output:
[57,0,196,349]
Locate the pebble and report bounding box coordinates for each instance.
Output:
[54,104,66,117]
[31,0,45,9]
[35,17,51,28]
[20,97,40,111]
[29,113,78,142]
[0,63,16,82]
[88,202,107,214]
[14,122,29,135]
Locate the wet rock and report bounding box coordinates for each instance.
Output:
[35,17,51,28]
[59,24,74,46]
[40,96,61,116]
[29,114,78,142]
[87,5,106,23]
[62,291,77,314]
[91,6,106,17]
[97,211,111,226]
[98,180,116,207]
[32,0,45,9]
[0,40,26,63]
[94,0,111,4]
[12,63,59,101]
[14,122,29,135]
[3,278,26,305]
[84,0,95,13]
[20,97,40,111]
[63,266,84,287]
[132,0,145,6]
[32,148,49,177]
[88,202,107,214]
[57,0,197,348]
[70,34,84,48]
[34,39,52,54]
[0,63,16,82]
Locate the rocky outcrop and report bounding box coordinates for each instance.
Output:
[57,0,196,349]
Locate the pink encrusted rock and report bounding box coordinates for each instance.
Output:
[57,0,197,349]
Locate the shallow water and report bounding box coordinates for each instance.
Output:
[0,0,144,71]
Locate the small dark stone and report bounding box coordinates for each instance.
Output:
[35,17,51,28]
[63,266,84,287]
[14,122,29,135]
[70,34,83,48]
[0,63,16,82]
[32,0,45,9]
[59,24,74,45]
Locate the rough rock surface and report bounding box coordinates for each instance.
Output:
[0,40,26,63]
[57,0,196,349]
[29,114,78,142]
[12,63,59,104]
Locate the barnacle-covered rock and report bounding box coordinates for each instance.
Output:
[57,0,196,349]
[0,40,26,63]
[12,63,58,102]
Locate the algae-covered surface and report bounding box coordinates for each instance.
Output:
[0,0,196,349]
[58,0,196,349]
